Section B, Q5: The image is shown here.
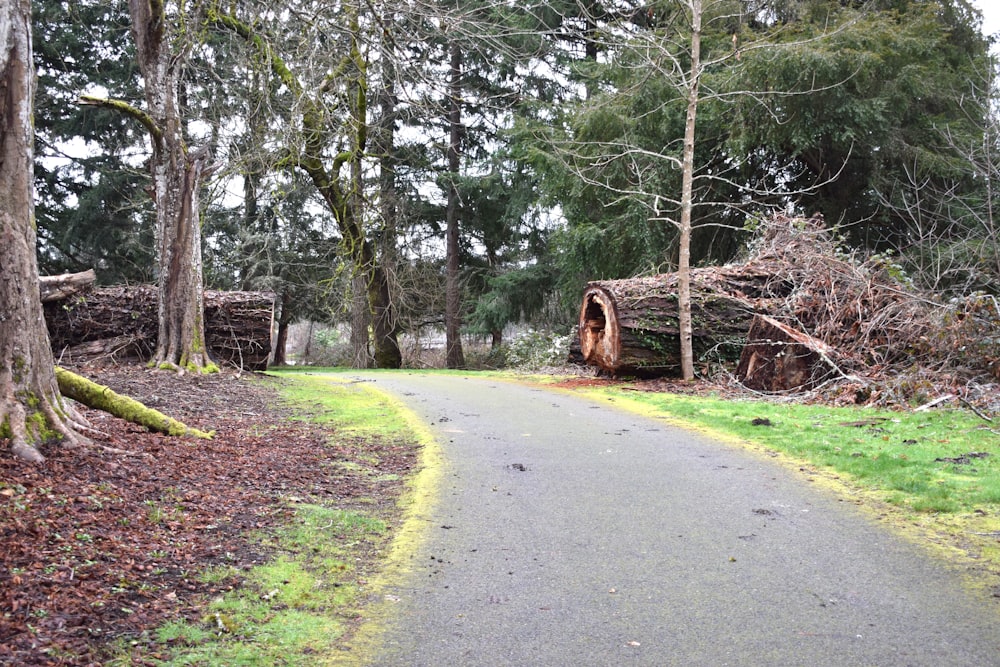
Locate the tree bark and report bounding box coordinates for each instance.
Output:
[128,0,215,373]
[0,0,88,462]
[270,290,290,367]
[350,272,373,368]
[445,40,466,369]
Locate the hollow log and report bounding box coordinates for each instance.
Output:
[735,315,839,391]
[578,268,779,376]
[44,286,274,370]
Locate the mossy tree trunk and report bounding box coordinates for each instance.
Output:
[54,368,212,439]
[0,0,89,462]
[209,6,402,369]
[127,0,216,374]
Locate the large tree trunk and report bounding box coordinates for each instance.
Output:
[128,0,214,373]
[736,315,840,392]
[445,41,466,369]
[350,273,373,368]
[0,0,88,462]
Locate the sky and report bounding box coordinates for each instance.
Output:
[974,0,1000,43]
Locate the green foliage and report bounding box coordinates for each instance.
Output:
[730,1,991,248]
[531,0,994,306]
[33,0,154,283]
[466,264,557,336]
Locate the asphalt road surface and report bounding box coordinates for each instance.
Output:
[346,372,1000,666]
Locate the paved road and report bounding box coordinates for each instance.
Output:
[348,372,1000,666]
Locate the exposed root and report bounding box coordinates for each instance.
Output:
[10,438,44,464]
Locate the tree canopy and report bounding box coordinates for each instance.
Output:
[29,0,999,367]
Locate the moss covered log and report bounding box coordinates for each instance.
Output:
[54,367,213,439]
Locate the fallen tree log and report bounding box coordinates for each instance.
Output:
[44,286,274,370]
[735,315,839,391]
[39,269,96,302]
[578,268,788,376]
[55,367,213,439]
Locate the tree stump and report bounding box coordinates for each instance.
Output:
[736,315,838,391]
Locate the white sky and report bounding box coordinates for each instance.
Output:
[974,0,1000,42]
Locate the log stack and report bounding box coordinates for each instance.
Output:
[44,285,275,371]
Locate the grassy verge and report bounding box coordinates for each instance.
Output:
[573,384,1000,586]
[124,371,433,667]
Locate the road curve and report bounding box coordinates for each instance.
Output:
[348,372,1000,666]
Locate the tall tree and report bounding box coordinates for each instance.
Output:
[444,39,466,368]
[1,0,88,462]
[533,0,991,376]
[129,0,214,372]
[32,0,154,283]
[209,1,403,368]
[81,0,216,372]
[876,51,1000,295]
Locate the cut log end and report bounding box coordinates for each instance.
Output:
[579,286,621,373]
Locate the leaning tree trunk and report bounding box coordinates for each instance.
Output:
[129,0,215,373]
[0,0,88,462]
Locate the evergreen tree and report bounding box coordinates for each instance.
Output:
[33,0,154,283]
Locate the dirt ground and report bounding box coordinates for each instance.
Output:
[0,364,416,666]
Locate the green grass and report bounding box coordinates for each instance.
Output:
[268,369,425,439]
[109,372,416,667]
[139,504,384,666]
[592,389,1000,515]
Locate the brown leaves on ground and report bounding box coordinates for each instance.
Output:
[0,364,416,666]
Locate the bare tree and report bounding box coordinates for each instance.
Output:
[445,39,466,369]
[209,2,403,368]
